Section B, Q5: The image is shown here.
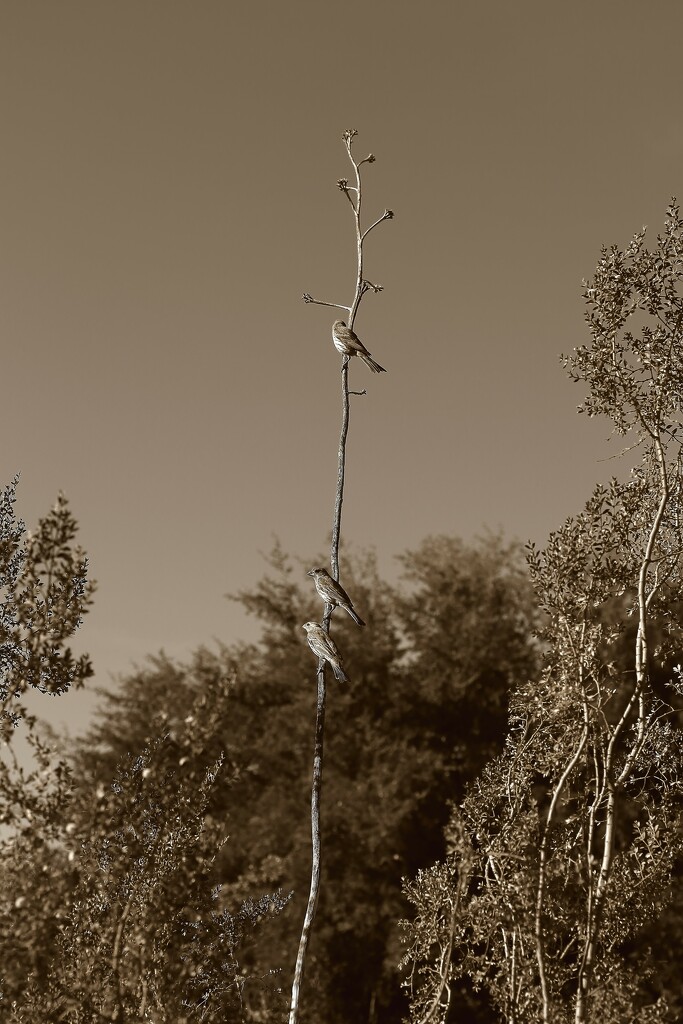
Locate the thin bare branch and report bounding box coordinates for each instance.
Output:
[290,130,391,1024]
[301,293,350,312]
[535,722,588,1023]
[361,209,395,241]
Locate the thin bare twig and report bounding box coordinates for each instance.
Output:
[302,293,350,312]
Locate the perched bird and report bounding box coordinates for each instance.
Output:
[332,320,386,373]
[302,621,349,682]
[307,567,366,627]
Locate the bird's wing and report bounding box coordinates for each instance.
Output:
[333,580,353,605]
[317,630,340,659]
[308,627,334,658]
[349,335,372,357]
[322,634,339,659]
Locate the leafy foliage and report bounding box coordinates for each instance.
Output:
[400,203,683,1024]
[5,536,537,1023]
[0,489,290,1022]
[0,479,94,738]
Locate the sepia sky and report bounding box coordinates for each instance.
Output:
[3,1,683,734]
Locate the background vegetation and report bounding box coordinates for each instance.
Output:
[2,202,683,1022]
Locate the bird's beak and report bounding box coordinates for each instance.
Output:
[306,570,315,577]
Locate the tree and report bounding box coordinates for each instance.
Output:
[52,535,538,1024]
[394,532,540,806]
[0,478,94,1014]
[400,202,683,1023]
[1,660,292,1022]
[0,489,290,1020]
[0,478,93,866]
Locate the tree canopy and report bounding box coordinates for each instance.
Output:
[1,532,539,1022]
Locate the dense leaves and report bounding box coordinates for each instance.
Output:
[0,490,289,1021]
[0,534,539,1022]
[0,479,94,739]
[401,203,683,1024]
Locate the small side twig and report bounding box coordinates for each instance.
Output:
[302,293,350,312]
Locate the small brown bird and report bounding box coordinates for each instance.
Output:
[302,621,349,682]
[332,320,386,373]
[307,567,366,627]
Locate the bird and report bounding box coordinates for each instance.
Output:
[332,320,386,373]
[302,621,349,682]
[307,567,366,626]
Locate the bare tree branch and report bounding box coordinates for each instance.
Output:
[289,129,392,1024]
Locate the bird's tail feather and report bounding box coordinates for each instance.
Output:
[360,353,387,373]
[346,607,366,627]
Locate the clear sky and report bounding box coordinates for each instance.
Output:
[2,0,683,733]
